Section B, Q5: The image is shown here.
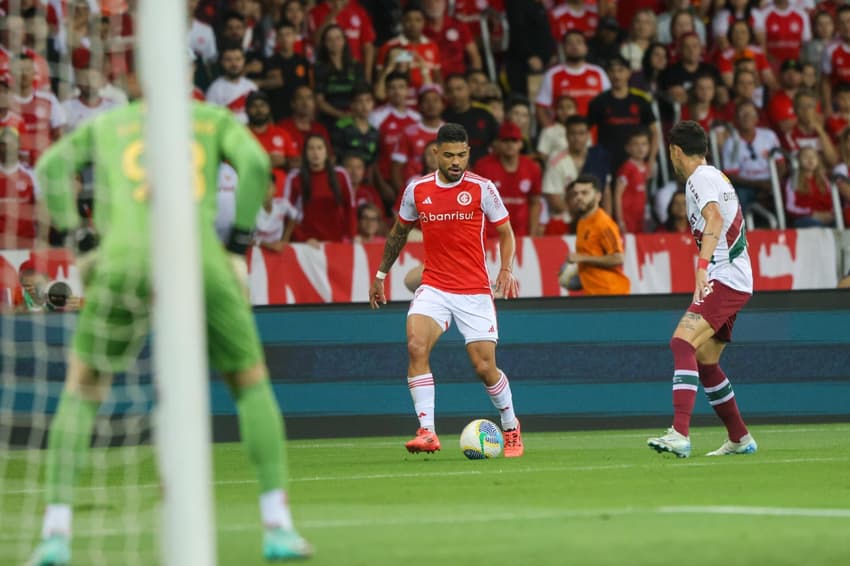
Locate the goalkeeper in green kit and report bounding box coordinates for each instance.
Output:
[29,101,312,564]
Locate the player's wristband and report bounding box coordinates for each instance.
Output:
[697,258,710,271]
[226,227,253,256]
[375,270,387,280]
[48,228,68,248]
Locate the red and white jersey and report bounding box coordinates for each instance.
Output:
[377,36,441,91]
[307,1,376,63]
[0,163,39,244]
[535,63,610,116]
[424,15,473,77]
[473,154,541,238]
[711,9,760,42]
[822,41,850,87]
[61,96,119,132]
[254,198,297,244]
[189,18,218,63]
[0,110,23,132]
[391,121,441,182]
[0,47,51,91]
[205,77,257,124]
[754,5,810,63]
[615,159,648,234]
[369,105,421,179]
[548,4,598,41]
[250,124,297,160]
[783,125,822,154]
[399,171,509,294]
[12,91,66,167]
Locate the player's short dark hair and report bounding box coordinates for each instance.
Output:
[277,20,295,32]
[794,88,818,106]
[606,54,630,71]
[219,42,244,58]
[839,4,850,17]
[836,83,850,95]
[402,0,424,15]
[222,10,245,25]
[565,115,589,129]
[436,123,468,145]
[568,174,602,193]
[627,127,651,143]
[669,120,707,157]
[351,83,373,99]
[445,72,468,85]
[563,29,585,43]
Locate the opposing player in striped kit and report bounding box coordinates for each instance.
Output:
[648,120,758,459]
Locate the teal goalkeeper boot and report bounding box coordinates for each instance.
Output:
[263,528,313,561]
[28,535,71,566]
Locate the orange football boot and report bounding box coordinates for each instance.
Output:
[503,420,524,457]
[405,428,441,453]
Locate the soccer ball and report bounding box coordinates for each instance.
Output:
[459,419,503,460]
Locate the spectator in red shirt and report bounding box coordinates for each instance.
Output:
[377,3,442,97]
[613,128,651,233]
[308,0,376,82]
[826,84,850,142]
[549,0,600,41]
[784,90,839,167]
[785,146,836,227]
[246,90,297,170]
[10,53,65,167]
[286,134,355,243]
[755,0,810,68]
[716,20,777,92]
[423,0,482,78]
[473,121,542,238]
[681,73,721,134]
[0,126,39,248]
[343,152,383,211]
[821,5,850,117]
[0,72,23,132]
[0,14,50,92]
[767,59,803,136]
[391,84,444,190]
[278,84,332,163]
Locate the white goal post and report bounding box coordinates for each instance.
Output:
[137,1,216,565]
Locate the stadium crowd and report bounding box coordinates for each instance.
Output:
[1,0,850,283]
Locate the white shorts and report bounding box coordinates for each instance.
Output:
[408,285,498,344]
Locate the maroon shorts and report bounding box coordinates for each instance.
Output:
[687,280,751,342]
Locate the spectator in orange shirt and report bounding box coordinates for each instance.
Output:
[564,174,631,295]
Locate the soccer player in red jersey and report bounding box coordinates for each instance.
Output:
[613,129,650,234]
[369,123,524,457]
[648,121,757,458]
[474,121,542,238]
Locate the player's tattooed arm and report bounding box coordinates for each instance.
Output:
[378,220,414,273]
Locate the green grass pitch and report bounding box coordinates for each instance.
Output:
[2,423,849,565]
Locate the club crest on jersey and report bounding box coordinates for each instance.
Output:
[457,191,472,206]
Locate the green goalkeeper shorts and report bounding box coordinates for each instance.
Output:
[73,248,264,374]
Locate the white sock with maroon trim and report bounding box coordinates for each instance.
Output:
[486,371,517,430]
[408,373,435,432]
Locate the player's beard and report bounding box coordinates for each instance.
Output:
[440,164,464,183]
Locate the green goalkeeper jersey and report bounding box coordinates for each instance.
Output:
[36,101,270,256]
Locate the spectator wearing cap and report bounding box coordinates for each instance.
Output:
[246,90,297,170]
[548,0,600,41]
[259,20,311,122]
[442,73,498,165]
[801,11,835,71]
[278,84,332,164]
[423,0,481,78]
[331,85,379,167]
[587,17,623,69]
[391,84,444,191]
[0,73,23,133]
[10,53,66,168]
[62,48,120,132]
[534,30,610,126]
[587,55,658,173]
[205,44,257,124]
[308,0,376,83]
[767,59,803,135]
[658,32,722,106]
[370,72,421,200]
[474,121,542,238]
[0,125,40,248]
[503,0,556,97]
[188,0,218,64]
[314,23,368,129]
[377,2,442,96]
